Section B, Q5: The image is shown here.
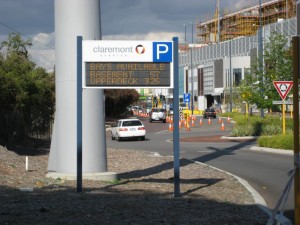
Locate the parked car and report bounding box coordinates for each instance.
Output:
[138,107,143,113]
[111,119,146,141]
[203,108,217,119]
[149,108,167,123]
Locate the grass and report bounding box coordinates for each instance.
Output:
[258,132,294,150]
[221,112,294,150]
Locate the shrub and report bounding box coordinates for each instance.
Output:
[229,113,294,149]
[229,114,293,136]
[258,132,293,150]
[231,124,257,137]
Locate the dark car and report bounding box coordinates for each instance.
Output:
[203,108,217,119]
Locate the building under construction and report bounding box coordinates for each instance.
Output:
[197,0,296,44]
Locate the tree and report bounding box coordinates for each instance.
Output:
[0,32,32,59]
[104,89,139,118]
[239,32,292,112]
[0,33,55,146]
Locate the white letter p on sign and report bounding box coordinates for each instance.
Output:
[156,44,169,60]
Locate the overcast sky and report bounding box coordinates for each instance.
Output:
[0,0,253,71]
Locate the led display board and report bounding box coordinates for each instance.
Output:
[85,62,170,87]
[82,40,173,88]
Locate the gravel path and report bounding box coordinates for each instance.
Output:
[0,145,268,225]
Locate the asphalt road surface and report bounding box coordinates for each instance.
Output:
[106,115,295,223]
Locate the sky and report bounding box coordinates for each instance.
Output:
[0,0,253,71]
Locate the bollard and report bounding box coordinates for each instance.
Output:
[25,156,28,171]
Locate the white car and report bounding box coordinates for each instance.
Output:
[149,108,167,123]
[111,119,146,141]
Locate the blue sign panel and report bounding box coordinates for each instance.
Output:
[183,93,190,102]
[153,42,172,62]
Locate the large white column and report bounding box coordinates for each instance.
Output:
[48,0,109,176]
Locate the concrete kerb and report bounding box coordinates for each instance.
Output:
[106,117,293,224]
[219,135,294,224]
[148,151,293,224]
[189,158,293,225]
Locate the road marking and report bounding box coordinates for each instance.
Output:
[197,150,215,153]
[155,130,168,135]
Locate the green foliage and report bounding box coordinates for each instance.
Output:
[231,124,258,136]
[258,132,293,150]
[104,89,139,118]
[0,33,55,147]
[238,32,292,111]
[230,113,294,150]
[1,32,32,59]
[230,114,293,137]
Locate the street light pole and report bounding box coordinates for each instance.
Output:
[229,39,233,112]
[190,22,194,114]
[184,24,186,45]
[191,21,194,43]
[259,0,264,118]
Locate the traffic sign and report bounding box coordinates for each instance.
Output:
[183,93,190,103]
[82,40,173,89]
[273,81,293,100]
[272,100,293,105]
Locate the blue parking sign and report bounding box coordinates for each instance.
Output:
[183,93,190,103]
[153,42,172,62]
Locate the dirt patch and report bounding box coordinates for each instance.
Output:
[0,145,268,225]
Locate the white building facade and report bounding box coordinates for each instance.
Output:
[178,18,296,112]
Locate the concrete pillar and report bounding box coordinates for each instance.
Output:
[48,0,114,180]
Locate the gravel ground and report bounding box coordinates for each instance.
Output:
[0,145,269,225]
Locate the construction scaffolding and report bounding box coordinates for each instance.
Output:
[197,0,296,44]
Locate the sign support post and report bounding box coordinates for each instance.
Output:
[77,36,83,192]
[282,102,286,135]
[172,37,180,197]
[292,35,300,225]
[82,39,176,194]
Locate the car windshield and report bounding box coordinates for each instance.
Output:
[122,120,142,127]
[153,108,165,112]
[206,108,215,112]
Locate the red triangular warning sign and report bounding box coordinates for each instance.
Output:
[273,81,293,100]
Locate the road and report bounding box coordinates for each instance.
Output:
[106,115,295,222]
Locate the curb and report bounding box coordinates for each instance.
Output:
[249,146,293,155]
[190,159,293,225]
[148,151,292,225]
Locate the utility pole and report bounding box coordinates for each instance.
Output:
[259,0,264,118]
[184,24,186,45]
[217,0,220,43]
[190,22,194,114]
[229,39,232,112]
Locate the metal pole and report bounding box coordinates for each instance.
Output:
[286,0,288,19]
[190,51,194,114]
[76,36,83,192]
[259,0,264,118]
[217,0,220,43]
[229,39,232,112]
[184,24,186,45]
[191,21,193,44]
[172,37,180,197]
[292,35,300,225]
[282,103,286,135]
[190,22,194,114]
